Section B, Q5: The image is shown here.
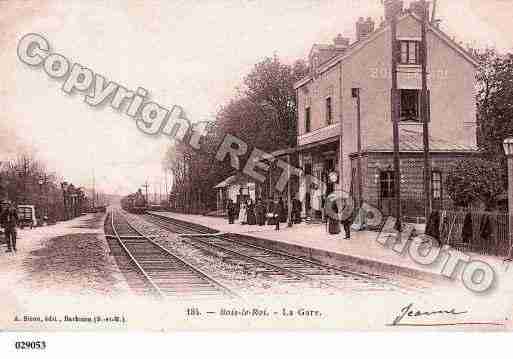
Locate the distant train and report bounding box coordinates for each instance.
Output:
[121,189,148,214]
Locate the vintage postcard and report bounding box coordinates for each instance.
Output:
[1,0,513,348]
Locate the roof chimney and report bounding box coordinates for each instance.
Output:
[383,0,404,22]
[409,1,429,19]
[356,17,375,41]
[333,34,350,50]
[366,17,375,33]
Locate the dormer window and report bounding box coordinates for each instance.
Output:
[398,40,420,65]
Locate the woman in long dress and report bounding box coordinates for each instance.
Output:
[238,201,247,224]
[278,198,287,223]
[256,199,265,226]
[267,200,275,226]
[247,200,256,225]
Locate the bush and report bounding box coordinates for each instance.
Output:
[445,158,505,209]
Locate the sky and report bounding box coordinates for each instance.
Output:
[1,0,512,196]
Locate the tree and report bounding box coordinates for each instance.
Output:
[217,55,308,152]
[163,55,308,212]
[476,49,513,157]
[445,158,505,209]
[242,55,308,148]
[163,122,230,212]
[0,154,71,221]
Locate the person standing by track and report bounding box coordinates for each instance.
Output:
[227,200,236,224]
[247,199,256,225]
[238,200,248,225]
[1,201,19,252]
[275,197,285,231]
[339,192,353,240]
[255,198,265,226]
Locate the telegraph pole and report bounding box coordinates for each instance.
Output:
[142,181,149,204]
[421,0,432,220]
[287,153,292,227]
[164,171,168,199]
[391,9,402,231]
[431,0,438,23]
[92,168,96,209]
[352,88,363,208]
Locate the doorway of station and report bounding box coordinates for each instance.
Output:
[325,157,336,195]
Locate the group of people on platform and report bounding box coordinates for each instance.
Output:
[226,197,302,231]
[225,194,354,239]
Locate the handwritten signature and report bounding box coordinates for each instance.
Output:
[391,303,468,326]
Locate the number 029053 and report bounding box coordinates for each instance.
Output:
[14,341,47,350]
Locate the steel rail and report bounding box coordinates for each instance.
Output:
[146,213,383,281]
[120,211,239,299]
[183,235,345,289]
[145,213,419,292]
[144,215,394,291]
[110,211,165,298]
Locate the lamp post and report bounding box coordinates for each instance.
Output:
[38,177,44,222]
[287,153,293,228]
[60,182,68,220]
[503,138,513,258]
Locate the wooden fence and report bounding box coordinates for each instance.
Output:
[438,210,511,257]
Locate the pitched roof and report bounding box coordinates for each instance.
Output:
[213,173,255,189]
[214,175,237,189]
[365,128,477,153]
[295,12,479,89]
[309,44,344,66]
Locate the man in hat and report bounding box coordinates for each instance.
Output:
[339,192,354,240]
[1,201,19,252]
[226,199,236,224]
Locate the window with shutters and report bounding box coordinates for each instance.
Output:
[398,41,420,65]
[399,89,430,122]
[400,89,420,121]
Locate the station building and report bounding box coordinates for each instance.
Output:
[294,0,479,220]
[214,174,257,212]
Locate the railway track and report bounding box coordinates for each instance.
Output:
[143,212,409,293]
[107,210,238,300]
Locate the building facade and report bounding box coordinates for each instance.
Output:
[294,0,478,220]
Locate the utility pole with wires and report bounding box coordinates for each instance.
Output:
[431,0,438,24]
[390,10,402,232]
[164,171,169,203]
[92,168,96,209]
[421,0,433,221]
[142,181,149,204]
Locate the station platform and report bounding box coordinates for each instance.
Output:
[149,211,509,284]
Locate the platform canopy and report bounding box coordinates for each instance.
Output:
[214,173,258,189]
[214,175,237,189]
